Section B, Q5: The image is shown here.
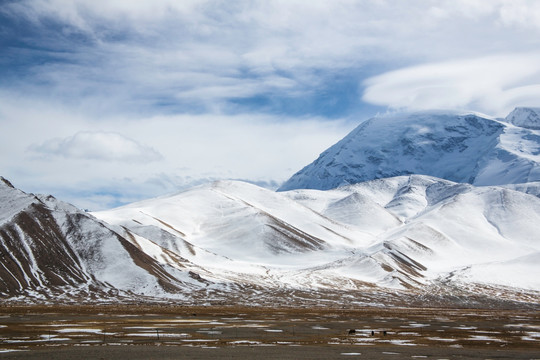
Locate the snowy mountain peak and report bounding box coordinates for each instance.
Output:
[505,107,540,130]
[0,176,15,189]
[278,110,540,191]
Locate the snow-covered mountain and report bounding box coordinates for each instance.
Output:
[93,177,540,304]
[505,107,540,130]
[2,108,540,306]
[0,177,206,300]
[1,174,539,306]
[278,109,540,191]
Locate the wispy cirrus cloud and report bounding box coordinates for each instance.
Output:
[29,131,163,163]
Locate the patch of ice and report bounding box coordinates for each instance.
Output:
[126,333,189,338]
[468,335,504,342]
[407,323,430,328]
[181,339,219,342]
[381,339,416,346]
[56,328,105,334]
[522,331,540,341]
[229,340,261,345]
[426,337,456,342]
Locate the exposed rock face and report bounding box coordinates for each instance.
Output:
[0,201,89,295]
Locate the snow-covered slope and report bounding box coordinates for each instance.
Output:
[2,175,539,305]
[94,177,540,302]
[0,177,204,300]
[285,176,540,290]
[278,110,540,191]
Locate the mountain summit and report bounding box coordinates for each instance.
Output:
[505,107,540,130]
[278,109,540,191]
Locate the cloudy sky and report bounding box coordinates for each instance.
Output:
[2,0,540,210]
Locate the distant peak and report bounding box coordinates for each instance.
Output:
[505,107,540,130]
[279,109,540,191]
[0,176,15,189]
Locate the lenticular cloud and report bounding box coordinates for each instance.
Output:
[362,53,540,117]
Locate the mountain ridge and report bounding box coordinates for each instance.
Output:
[0,179,206,300]
[2,173,539,306]
[93,176,540,302]
[1,108,540,307]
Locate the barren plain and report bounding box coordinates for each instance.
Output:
[0,305,539,359]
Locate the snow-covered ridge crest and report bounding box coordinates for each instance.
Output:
[278,108,540,191]
[0,177,15,189]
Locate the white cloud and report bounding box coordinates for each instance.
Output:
[29,131,163,163]
[5,0,540,117]
[0,93,354,209]
[362,53,540,117]
[3,0,540,209]
[498,0,540,30]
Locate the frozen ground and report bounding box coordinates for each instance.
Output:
[0,305,538,359]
